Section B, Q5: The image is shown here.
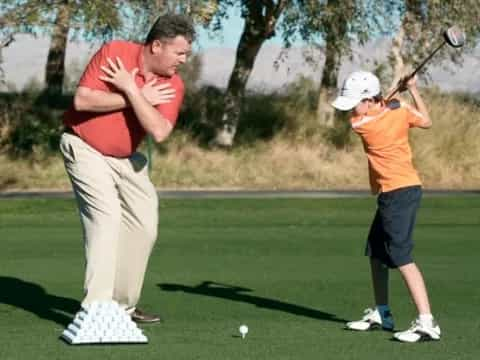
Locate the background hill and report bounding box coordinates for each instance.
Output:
[2,34,479,94]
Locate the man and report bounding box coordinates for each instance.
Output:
[331,71,441,343]
[60,14,195,323]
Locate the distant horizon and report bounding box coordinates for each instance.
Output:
[1,33,479,96]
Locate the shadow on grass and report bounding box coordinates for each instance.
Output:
[158,281,346,323]
[0,276,80,326]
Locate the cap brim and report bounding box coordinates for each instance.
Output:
[331,96,361,111]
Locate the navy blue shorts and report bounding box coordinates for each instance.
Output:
[366,186,422,268]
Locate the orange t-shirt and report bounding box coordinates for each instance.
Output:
[350,102,426,194]
[64,40,184,157]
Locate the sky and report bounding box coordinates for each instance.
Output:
[193,6,286,51]
[195,11,244,50]
[2,5,479,94]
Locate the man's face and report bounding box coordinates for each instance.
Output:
[149,36,191,77]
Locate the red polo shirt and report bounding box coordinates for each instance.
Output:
[64,40,184,157]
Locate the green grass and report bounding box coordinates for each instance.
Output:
[0,196,479,360]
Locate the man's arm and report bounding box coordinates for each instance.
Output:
[125,85,174,142]
[74,87,128,112]
[74,80,176,114]
[99,57,175,142]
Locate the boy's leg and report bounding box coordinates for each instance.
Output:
[393,262,440,342]
[367,209,393,322]
[345,258,393,331]
[370,257,389,306]
[375,186,441,342]
[398,262,431,315]
[381,186,436,319]
[346,210,394,332]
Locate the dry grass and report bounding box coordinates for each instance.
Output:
[0,89,479,192]
[150,134,369,190]
[0,153,69,190]
[411,90,480,189]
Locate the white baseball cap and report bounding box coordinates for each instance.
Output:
[332,71,381,111]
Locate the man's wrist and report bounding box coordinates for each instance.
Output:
[124,85,142,99]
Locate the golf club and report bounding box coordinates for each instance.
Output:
[386,25,466,101]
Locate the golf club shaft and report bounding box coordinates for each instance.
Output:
[386,40,447,100]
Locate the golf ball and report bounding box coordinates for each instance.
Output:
[239,324,248,337]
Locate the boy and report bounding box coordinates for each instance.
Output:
[331,71,441,343]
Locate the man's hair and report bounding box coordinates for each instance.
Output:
[145,14,196,44]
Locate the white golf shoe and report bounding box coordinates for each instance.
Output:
[346,308,395,332]
[393,318,441,343]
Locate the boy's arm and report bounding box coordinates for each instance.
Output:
[405,76,432,129]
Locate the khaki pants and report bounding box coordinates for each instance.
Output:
[60,132,158,309]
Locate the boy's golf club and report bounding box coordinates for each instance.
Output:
[386,25,466,101]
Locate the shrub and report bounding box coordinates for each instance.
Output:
[0,89,70,156]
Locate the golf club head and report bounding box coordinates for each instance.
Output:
[444,26,466,48]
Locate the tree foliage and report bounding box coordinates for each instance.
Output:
[388,0,480,87]
[0,0,124,93]
[201,1,394,146]
[126,0,219,42]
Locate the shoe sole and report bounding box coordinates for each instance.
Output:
[393,333,440,343]
[345,323,394,332]
[132,318,162,324]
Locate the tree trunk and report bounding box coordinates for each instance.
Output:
[388,0,423,93]
[316,0,350,128]
[0,35,14,86]
[44,0,71,94]
[316,36,342,127]
[388,25,406,92]
[212,1,287,147]
[213,22,265,146]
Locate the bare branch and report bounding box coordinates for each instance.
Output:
[0,35,15,49]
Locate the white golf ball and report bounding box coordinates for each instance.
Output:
[239,324,248,338]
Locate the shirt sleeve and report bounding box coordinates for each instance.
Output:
[155,75,185,126]
[77,42,113,91]
[402,103,425,128]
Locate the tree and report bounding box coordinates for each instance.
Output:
[202,0,337,147]
[214,1,293,146]
[204,1,395,146]
[0,0,123,94]
[314,0,401,127]
[388,0,480,90]
[45,0,72,95]
[315,1,357,126]
[0,34,14,87]
[127,0,219,42]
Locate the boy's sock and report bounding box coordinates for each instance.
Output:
[376,304,392,319]
[419,313,434,326]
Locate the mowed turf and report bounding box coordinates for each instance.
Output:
[0,196,479,360]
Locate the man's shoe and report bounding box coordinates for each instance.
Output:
[393,318,441,343]
[345,308,395,331]
[130,308,162,323]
